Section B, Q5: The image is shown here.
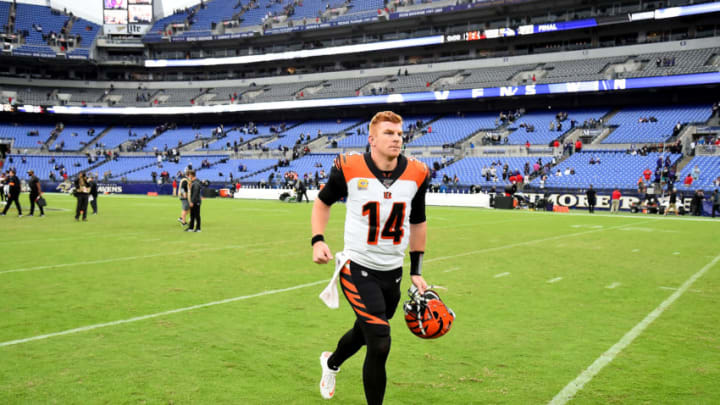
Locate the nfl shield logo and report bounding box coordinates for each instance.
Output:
[358,179,369,190]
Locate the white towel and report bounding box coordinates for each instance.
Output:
[319,251,348,309]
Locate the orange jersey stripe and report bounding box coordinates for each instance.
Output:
[399,158,429,188]
[339,153,373,183]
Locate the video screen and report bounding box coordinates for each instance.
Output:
[129,4,152,24]
[128,0,152,4]
[104,0,126,9]
[104,9,128,24]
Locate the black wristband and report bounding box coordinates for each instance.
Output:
[410,251,424,276]
[311,234,325,246]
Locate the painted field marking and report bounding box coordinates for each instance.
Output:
[632,249,640,253]
[548,252,720,405]
[0,280,328,348]
[673,252,680,255]
[443,267,461,273]
[606,282,621,289]
[494,272,511,278]
[425,222,642,267]
[659,286,702,293]
[547,277,563,284]
[0,221,644,347]
[0,238,295,276]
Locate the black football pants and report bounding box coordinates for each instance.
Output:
[328,261,402,405]
[3,194,21,215]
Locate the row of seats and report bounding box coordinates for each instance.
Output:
[4,152,719,192]
[0,105,713,154]
[3,45,716,104]
[531,151,683,189]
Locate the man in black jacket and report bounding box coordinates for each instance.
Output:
[28,170,44,217]
[185,170,202,232]
[585,185,597,214]
[2,169,22,216]
[88,175,98,215]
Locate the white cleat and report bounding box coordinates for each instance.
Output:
[319,351,339,400]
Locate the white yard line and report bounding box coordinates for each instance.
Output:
[494,272,511,278]
[0,239,294,276]
[0,220,643,347]
[547,253,720,405]
[547,277,563,284]
[442,267,461,273]
[605,282,621,289]
[0,280,329,348]
[425,222,641,266]
[659,286,702,293]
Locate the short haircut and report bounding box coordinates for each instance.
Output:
[186,169,196,177]
[369,111,402,134]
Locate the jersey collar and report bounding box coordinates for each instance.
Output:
[363,152,407,189]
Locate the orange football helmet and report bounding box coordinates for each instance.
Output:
[403,287,455,339]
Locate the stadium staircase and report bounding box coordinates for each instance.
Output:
[81,127,114,153]
[7,1,16,33]
[192,88,215,105]
[673,154,696,173]
[297,82,327,98]
[602,58,644,77]
[358,76,393,95]
[239,87,266,102]
[83,156,116,175]
[423,71,466,89]
[588,110,621,144]
[42,125,63,150]
[511,65,548,85]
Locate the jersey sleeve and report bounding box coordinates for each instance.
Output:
[409,171,430,224]
[317,157,348,205]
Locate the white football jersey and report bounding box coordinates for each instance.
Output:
[334,153,429,271]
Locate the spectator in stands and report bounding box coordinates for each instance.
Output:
[586,185,597,214]
[643,168,652,182]
[691,165,700,182]
[637,177,645,194]
[683,174,693,186]
[712,190,720,218]
[610,188,621,214]
[574,140,582,154]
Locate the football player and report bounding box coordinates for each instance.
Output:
[311,111,429,404]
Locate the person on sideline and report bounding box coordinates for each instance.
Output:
[27,170,44,217]
[610,188,621,213]
[311,111,429,404]
[1,169,22,216]
[185,170,202,232]
[585,185,596,214]
[88,175,98,215]
[74,172,90,221]
[178,172,190,226]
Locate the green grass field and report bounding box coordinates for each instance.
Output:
[1,193,719,404]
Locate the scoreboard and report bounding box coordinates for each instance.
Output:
[103,0,153,35]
